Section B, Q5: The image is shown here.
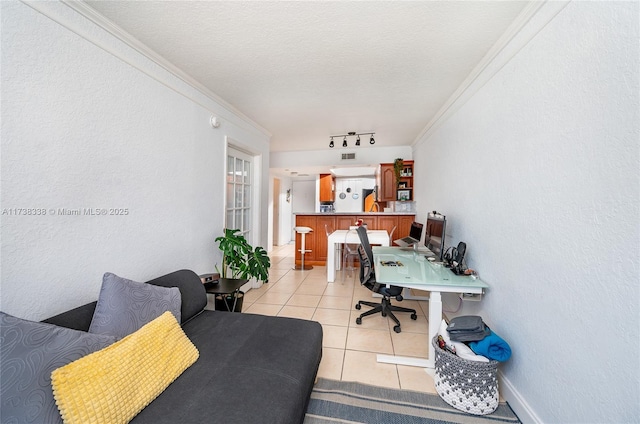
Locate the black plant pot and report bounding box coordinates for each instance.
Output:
[214,291,244,312]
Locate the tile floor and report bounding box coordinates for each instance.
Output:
[235,243,438,394]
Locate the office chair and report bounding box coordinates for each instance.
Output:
[354,226,417,333]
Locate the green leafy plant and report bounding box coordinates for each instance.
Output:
[215,228,271,283]
[393,158,404,187]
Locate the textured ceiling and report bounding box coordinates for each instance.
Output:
[84,1,529,152]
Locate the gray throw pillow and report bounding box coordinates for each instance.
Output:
[0,311,117,424]
[88,272,181,339]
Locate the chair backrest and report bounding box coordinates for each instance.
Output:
[344,228,359,250]
[356,226,379,292]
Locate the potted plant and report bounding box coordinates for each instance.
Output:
[393,158,404,187]
[214,228,271,312]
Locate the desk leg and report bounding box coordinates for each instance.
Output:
[376,291,440,370]
[426,291,441,369]
[327,240,335,283]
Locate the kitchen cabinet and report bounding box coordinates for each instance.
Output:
[397,215,416,241]
[319,174,335,202]
[294,213,415,266]
[377,163,396,202]
[377,215,398,240]
[335,216,355,230]
[397,160,414,201]
[315,215,335,262]
[355,215,377,230]
[377,160,415,202]
[294,215,317,263]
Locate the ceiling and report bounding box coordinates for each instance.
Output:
[83,1,529,153]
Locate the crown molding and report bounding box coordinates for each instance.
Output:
[56,0,271,139]
[413,0,570,148]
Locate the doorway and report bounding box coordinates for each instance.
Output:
[273,178,280,246]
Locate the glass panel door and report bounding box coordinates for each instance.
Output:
[226,148,252,240]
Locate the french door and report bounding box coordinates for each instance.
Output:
[226,148,253,242]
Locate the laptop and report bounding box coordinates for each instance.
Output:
[393,222,424,247]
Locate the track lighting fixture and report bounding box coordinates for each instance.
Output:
[329,131,375,148]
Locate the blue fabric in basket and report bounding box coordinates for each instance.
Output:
[469,329,512,362]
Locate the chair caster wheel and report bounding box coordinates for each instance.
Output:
[355,304,361,310]
[356,317,362,325]
[381,312,387,317]
[411,313,418,320]
[394,325,401,333]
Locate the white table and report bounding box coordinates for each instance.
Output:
[326,229,389,283]
[373,246,488,369]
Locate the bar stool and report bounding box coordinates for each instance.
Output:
[294,226,313,270]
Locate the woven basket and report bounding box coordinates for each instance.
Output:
[432,337,500,415]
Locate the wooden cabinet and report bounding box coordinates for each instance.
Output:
[294,215,317,263]
[335,216,355,230]
[295,214,415,266]
[377,160,415,202]
[377,215,398,240]
[397,215,416,241]
[355,215,377,230]
[377,163,396,202]
[397,160,414,201]
[319,174,335,202]
[315,216,335,262]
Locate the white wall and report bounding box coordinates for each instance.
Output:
[271,176,293,246]
[0,1,270,320]
[333,177,376,212]
[270,145,412,170]
[412,2,639,423]
[268,175,292,248]
[292,181,316,214]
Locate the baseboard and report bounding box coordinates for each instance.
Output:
[498,370,542,424]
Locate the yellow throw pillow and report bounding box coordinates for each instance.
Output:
[51,311,199,424]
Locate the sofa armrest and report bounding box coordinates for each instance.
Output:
[42,301,97,331]
[145,269,207,324]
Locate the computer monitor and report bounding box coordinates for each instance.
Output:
[424,213,446,261]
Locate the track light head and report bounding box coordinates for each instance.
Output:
[369,135,375,145]
[342,137,347,148]
[329,137,334,148]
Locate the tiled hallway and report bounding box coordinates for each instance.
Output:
[239,243,438,393]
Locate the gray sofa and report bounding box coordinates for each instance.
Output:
[42,269,323,424]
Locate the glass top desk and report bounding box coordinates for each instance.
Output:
[372,246,488,369]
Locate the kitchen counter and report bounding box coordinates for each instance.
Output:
[293,212,416,215]
[293,212,416,267]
